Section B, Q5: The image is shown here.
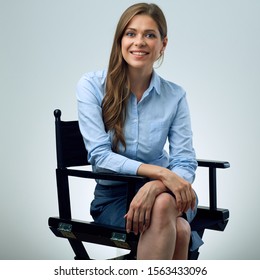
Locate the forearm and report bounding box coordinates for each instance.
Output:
[148,179,168,197]
[137,163,165,179]
[137,163,177,190]
[137,163,195,212]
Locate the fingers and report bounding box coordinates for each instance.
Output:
[175,182,196,213]
[133,209,140,235]
[191,189,196,210]
[144,209,151,230]
[124,184,155,235]
[125,208,151,235]
[174,192,182,213]
[124,212,132,234]
[124,210,139,235]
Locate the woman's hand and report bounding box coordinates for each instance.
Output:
[124,180,167,235]
[137,164,196,213]
[159,169,196,213]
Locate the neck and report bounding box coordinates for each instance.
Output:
[128,67,153,101]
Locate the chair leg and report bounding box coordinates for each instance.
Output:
[69,239,91,260]
[188,249,200,260]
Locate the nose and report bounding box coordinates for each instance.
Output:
[134,35,146,47]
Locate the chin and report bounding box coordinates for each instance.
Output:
[128,62,150,70]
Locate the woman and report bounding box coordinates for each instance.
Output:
[77,3,203,259]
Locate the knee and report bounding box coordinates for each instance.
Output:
[176,218,191,244]
[153,193,178,219]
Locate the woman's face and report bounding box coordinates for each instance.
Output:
[121,14,167,73]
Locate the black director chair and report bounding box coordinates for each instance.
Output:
[48,109,230,260]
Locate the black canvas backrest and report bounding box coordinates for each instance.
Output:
[54,109,89,168]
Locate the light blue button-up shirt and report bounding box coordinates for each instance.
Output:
[77,69,197,184]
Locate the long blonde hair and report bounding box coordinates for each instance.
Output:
[102,3,167,151]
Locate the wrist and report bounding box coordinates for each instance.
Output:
[149,180,167,196]
[137,163,171,182]
[157,166,171,183]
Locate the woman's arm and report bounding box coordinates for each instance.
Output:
[168,93,198,184]
[125,179,168,235]
[77,71,142,176]
[125,163,196,235]
[137,163,196,213]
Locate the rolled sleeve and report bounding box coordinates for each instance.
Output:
[171,165,197,184]
[120,158,142,175]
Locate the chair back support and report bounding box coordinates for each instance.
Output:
[54,109,88,168]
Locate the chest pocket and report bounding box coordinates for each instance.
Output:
[148,121,169,151]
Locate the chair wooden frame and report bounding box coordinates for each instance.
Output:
[48,109,230,260]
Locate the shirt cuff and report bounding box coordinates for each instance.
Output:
[120,158,142,175]
[171,167,195,184]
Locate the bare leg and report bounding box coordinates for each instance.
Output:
[137,193,179,260]
[172,217,191,260]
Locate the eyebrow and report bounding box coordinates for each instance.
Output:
[125,27,157,33]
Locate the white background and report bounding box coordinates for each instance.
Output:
[1,0,259,259]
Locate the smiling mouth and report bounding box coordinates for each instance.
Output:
[130,51,148,56]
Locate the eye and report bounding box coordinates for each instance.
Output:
[145,33,156,38]
[125,32,135,37]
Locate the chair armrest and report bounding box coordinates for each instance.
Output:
[197,159,230,169]
[64,160,230,212]
[63,168,148,214]
[196,159,230,211]
[64,168,148,183]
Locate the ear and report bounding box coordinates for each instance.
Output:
[161,36,168,52]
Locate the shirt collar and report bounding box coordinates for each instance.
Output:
[148,70,161,95]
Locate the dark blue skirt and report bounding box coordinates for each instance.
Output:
[90,183,203,251]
